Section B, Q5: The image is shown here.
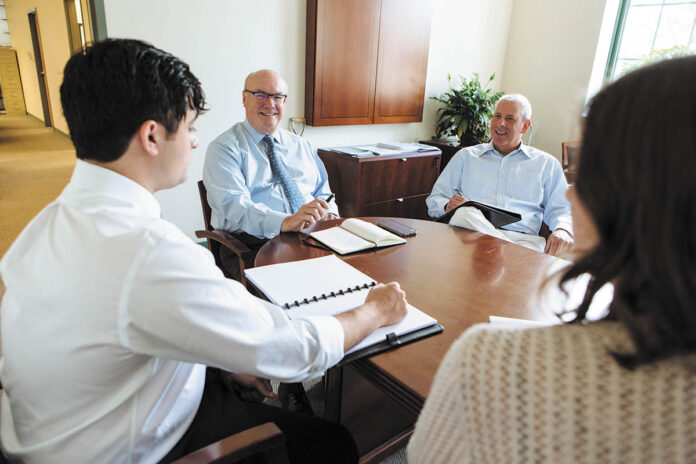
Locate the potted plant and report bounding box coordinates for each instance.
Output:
[431,73,503,147]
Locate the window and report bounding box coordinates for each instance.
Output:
[605,0,696,80]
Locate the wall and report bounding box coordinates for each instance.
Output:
[104,0,515,239]
[4,0,72,133]
[501,0,608,159]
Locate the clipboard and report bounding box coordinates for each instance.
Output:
[435,200,521,228]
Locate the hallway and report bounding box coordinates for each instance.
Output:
[0,114,75,257]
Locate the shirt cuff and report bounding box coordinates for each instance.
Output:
[262,210,289,239]
[297,315,345,371]
[553,218,574,236]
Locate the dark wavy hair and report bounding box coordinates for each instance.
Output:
[60,38,208,162]
[560,56,696,368]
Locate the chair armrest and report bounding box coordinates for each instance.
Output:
[195,229,253,260]
[171,422,287,464]
[196,229,255,286]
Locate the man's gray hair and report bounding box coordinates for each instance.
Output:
[497,94,532,121]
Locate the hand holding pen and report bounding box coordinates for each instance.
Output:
[445,188,467,213]
[280,193,336,232]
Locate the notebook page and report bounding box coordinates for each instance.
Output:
[341,218,405,247]
[244,255,374,307]
[310,227,374,255]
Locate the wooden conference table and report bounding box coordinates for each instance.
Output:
[255,217,564,463]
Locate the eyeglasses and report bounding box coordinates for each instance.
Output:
[244,90,287,104]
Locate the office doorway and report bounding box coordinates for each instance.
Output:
[27,10,53,127]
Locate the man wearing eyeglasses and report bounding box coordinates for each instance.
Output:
[203,69,337,281]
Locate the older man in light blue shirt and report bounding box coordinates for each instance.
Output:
[204,69,337,241]
[426,94,573,257]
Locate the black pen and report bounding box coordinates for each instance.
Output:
[325,193,335,203]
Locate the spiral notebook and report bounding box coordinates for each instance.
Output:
[244,255,442,364]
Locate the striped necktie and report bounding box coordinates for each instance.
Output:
[262,135,304,213]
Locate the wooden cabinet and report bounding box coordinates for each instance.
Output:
[318,148,441,219]
[0,48,27,115]
[306,0,433,126]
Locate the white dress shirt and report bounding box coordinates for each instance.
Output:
[426,143,572,235]
[0,160,344,463]
[203,121,338,239]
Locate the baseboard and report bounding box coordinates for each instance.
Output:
[54,127,71,141]
[26,112,44,125]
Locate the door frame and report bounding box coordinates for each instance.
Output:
[27,9,53,127]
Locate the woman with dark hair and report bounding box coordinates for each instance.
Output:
[408,55,696,463]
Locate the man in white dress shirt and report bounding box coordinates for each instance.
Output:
[0,39,406,464]
[426,94,574,257]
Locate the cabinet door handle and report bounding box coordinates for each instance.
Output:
[400,158,407,162]
[396,198,404,203]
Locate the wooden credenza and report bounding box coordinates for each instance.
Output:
[318,148,441,219]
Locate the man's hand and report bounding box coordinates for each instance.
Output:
[222,372,276,403]
[544,228,574,258]
[336,282,408,351]
[280,198,330,232]
[445,194,467,212]
[364,282,408,327]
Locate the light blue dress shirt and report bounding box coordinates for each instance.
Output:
[203,120,337,239]
[426,143,572,236]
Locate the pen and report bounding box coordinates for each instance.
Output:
[454,188,463,196]
[325,193,335,203]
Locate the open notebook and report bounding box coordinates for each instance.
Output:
[309,218,406,255]
[245,255,442,363]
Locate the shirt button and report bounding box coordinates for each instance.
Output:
[270,233,276,238]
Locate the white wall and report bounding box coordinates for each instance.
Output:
[104,0,514,240]
[501,0,608,159]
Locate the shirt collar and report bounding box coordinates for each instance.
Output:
[242,120,280,146]
[67,160,162,218]
[478,142,533,159]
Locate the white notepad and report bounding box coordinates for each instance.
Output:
[309,218,406,255]
[245,255,438,356]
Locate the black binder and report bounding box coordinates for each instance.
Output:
[435,200,521,228]
[338,323,444,366]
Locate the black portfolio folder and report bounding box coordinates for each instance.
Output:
[435,200,521,228]
[338,323,444,366]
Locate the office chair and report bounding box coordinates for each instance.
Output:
[172,422,288,464]
[195,181,254,287]
[561,141,580,184]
